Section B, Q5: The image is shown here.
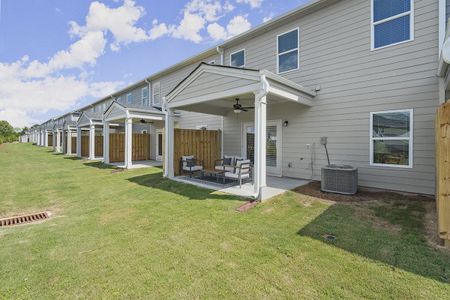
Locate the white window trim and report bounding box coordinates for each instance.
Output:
[229,49,246,68]
[369,109,413,168]
[141,86,149,105]
[126,93,132,104]
[152,81,161,106]
[276,27,300,74]
[370,0,414,51]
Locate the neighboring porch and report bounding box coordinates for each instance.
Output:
[164,63,316,201]
[103,102,165,169]
[76,112,104,160]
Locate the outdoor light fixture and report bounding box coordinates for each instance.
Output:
[234,109,242,114]
[283,121,289,127]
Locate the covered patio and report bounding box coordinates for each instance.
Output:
[103,102,164,169]
[76,112,104,160]
[163,63,316,201]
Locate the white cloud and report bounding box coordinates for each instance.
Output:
[0,58,123,127]
[236,0,263,8]
[70,0,150,51]
[207,15,251,41]
[148,0,237,43]
[207,22,228,40]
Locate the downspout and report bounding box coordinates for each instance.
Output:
[439,0,446,56]
[216,46,224,65]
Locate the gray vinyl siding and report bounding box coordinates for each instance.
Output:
[170,72,256,103]
[152,55,223,130]
[221,0,438,195]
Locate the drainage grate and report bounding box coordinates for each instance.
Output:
[0,212,50,227]
[322,234,336,242]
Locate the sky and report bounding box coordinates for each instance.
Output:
[0,0,309,128]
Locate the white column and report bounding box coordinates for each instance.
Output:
[76,127,82,157]
[164,108,175,178]
[62,130,66,154]
[41,131,45,146]
[56,129,61,153]
[52,131,56,151]
[89,124,95,160]
[253,92,267,199]
[44,131,48,147]
[67,130,72,155]
[103,122,110,164]
[124,118,133,168]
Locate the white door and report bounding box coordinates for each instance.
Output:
[242,120,282,177]
[155,130,163,161]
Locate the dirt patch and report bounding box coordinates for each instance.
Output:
[293,181,433,203]
[236,201,258,213]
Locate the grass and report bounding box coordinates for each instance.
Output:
[0,143,449,299]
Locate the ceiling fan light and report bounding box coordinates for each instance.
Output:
[234,109,242,114]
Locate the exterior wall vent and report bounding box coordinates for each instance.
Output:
[321,165,358,195]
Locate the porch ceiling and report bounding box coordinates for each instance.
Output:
[165,63,316,116]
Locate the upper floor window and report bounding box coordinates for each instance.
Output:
[126,93,132,104]
[277,28,299,73]
[370,109,413,168]
[152,81,161,106]
[142,87,149,106]
[372,0,413,50]
[230,49,245,68]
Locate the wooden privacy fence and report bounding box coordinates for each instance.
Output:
[95,136,103,157]
[48,134,53,147]
[436,101,450,248]
[109,133,150,163]
[81,136,89,157]
[71,137,77,154]
[173,128,221,176]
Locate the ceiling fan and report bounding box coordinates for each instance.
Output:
[233,98,254,114]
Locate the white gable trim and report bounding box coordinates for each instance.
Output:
[166,64,260,102]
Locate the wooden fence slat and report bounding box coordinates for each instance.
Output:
[71,137,77,154]
[436,102,450,248]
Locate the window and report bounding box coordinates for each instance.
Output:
[152,81,161,106]
[142,87,149,106]
[230,49,245,67]
[371,0,413,49]
[126,93,132,104]
[277,28,299,73]
[370,109,413,168]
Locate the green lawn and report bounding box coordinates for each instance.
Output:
[1,143,449,299]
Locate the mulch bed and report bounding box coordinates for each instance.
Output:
[293,181,434,203]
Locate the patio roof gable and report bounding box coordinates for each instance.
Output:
[165,64,316,113]
[166,63,261,107]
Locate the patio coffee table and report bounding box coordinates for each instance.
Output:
[201,169,225,183]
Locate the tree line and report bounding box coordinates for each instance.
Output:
[0,120,25,144]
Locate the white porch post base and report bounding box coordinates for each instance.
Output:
[164,107,175,178]
[103,122,110,164]
[253,88,268,201]
[76,127,82,157]
[124,118,133,169]
[89,124,95,160]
